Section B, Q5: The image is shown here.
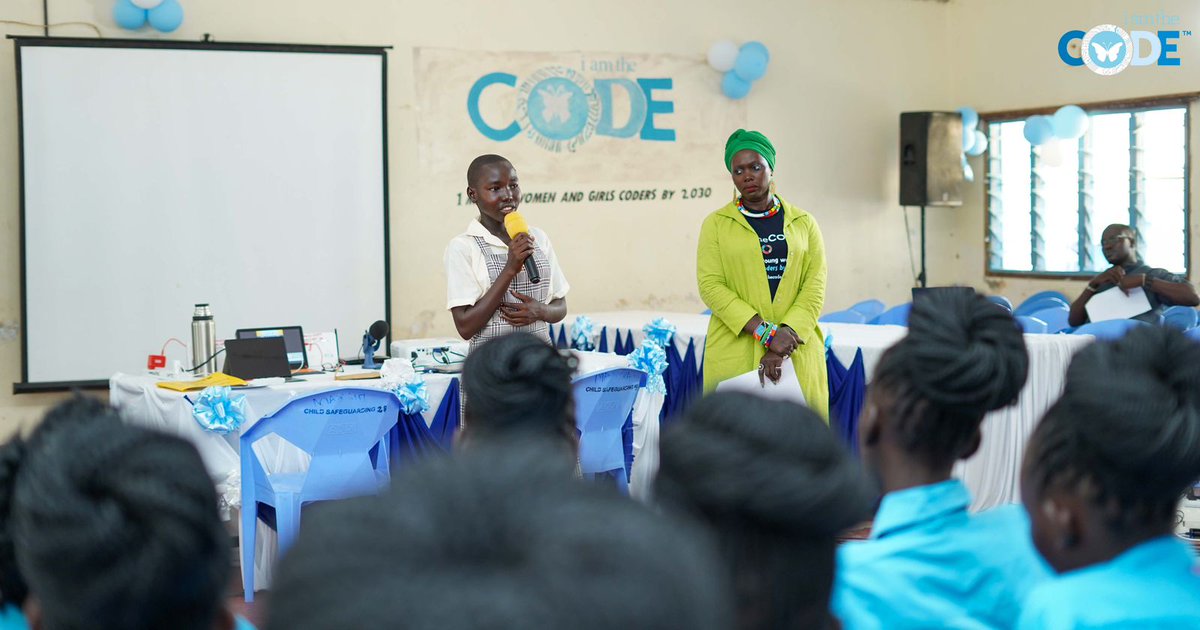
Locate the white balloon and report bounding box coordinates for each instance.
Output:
[707,40,739,73]
[130,0,164,8]
[1039,140,1065,168]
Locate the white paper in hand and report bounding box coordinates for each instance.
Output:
[716,359,807,406]
[1085,287,1152,322]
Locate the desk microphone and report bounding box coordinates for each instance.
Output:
[361,320,388,369]
[503,211,541,284]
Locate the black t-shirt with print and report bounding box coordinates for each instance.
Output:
[745,211,788,299]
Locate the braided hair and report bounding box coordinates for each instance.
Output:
[12,397,228,630]
[655,392,874,630]
[1025,325,1200,535]
[462,332,578,450]
[871,290,1029,467]
[0,395,125,609]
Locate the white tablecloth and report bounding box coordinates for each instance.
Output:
[570,310,711,358]
[818,322,1093,510]
[559,312,1097,512]
[110,351,663,590]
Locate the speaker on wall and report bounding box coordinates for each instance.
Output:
[899,111,963,207]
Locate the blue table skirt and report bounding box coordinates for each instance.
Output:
[549,323,702,431]
[385,374,637,480]
[826,347,866,455]
[552,322,866,452]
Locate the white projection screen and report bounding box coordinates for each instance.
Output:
[15,39,389,390]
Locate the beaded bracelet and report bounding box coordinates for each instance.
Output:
[762,325,775,349]
[754,322,779,350]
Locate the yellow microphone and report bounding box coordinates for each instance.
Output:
[503,211,541,283]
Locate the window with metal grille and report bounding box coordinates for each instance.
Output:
[985,102,1189,277]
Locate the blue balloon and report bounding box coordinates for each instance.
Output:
[732,43,769,82]
[1051,105,1089,140]
[113,0,147,30]
[148,0,184,32]
[957,107,979,131]
[721,71,752,100]
[966,129,988,156]
[740,41,770,63]
[1023,115,1054,146]
[962,154,974,183]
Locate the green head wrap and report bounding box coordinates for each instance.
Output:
[724,129,776,172]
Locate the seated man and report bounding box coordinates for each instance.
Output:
[1068,223,1199,326]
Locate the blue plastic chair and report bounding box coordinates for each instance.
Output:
[848,299,886,321]
[1027,306,1071,333]
[240,387,400,601]
[1186,327,1200,343]
[1015,316,1049,334]
[1071,319,1150,340]
[1163,306,1199,331]
[819,310,868,324]
[870,303,911,326]
[985,295,1014,312]
[573,368,647,495]
[1014,291,1071,317]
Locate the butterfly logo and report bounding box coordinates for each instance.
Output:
[538,85,573,124]
[1081,25,1133,75]
[1091,41,1123,63]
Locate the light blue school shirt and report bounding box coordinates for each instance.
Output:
[0,606,25,630]
[1017,535,1200,629]
[833,479,1051,630]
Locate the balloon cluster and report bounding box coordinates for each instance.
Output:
[113,0,184,33]
[1023,105,1089,147]
[957,107,987,182]
[707,40,770,100]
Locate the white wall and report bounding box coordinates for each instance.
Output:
[932,0,1200,303]
[0,0,997,435]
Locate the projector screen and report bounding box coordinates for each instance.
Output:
[15,39,389,390]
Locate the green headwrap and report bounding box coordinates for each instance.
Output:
[724,129,776,172]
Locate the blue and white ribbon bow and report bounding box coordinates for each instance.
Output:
[570,315,597,351]
[628,340,668,395]
[392,379,430,416]
[642,317,677,349]
[192,386,247,434]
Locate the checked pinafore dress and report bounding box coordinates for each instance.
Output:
[467,235,552,351]
[459,235,552,426]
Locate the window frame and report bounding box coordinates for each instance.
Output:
[982,92,1197,280]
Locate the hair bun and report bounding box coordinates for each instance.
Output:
[903,291,1028,414]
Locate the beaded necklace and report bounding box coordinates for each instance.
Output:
[738,195,781,219]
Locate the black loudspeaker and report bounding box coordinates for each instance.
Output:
[899,112,963,207]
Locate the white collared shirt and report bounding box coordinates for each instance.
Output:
[444,219,570,310]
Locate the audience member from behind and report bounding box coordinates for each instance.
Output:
[1017,326,1200,628]
[655,392,873,630]
[3,396,244,630]
[267,443,730,630]
[833,289,1048,629]
[1067,223,1199,326]
[459,332,578,458]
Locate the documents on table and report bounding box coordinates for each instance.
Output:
[1085,286,1151,322]
[156,372,247,392]
[716,359,807,405]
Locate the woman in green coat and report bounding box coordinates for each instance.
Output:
[697,129,829,419]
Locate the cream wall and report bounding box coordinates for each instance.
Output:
[932,0,1200,303]
[0,0,955,434]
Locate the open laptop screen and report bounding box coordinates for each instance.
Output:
[235,326,306,369]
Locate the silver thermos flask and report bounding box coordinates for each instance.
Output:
[191,304,216,377]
